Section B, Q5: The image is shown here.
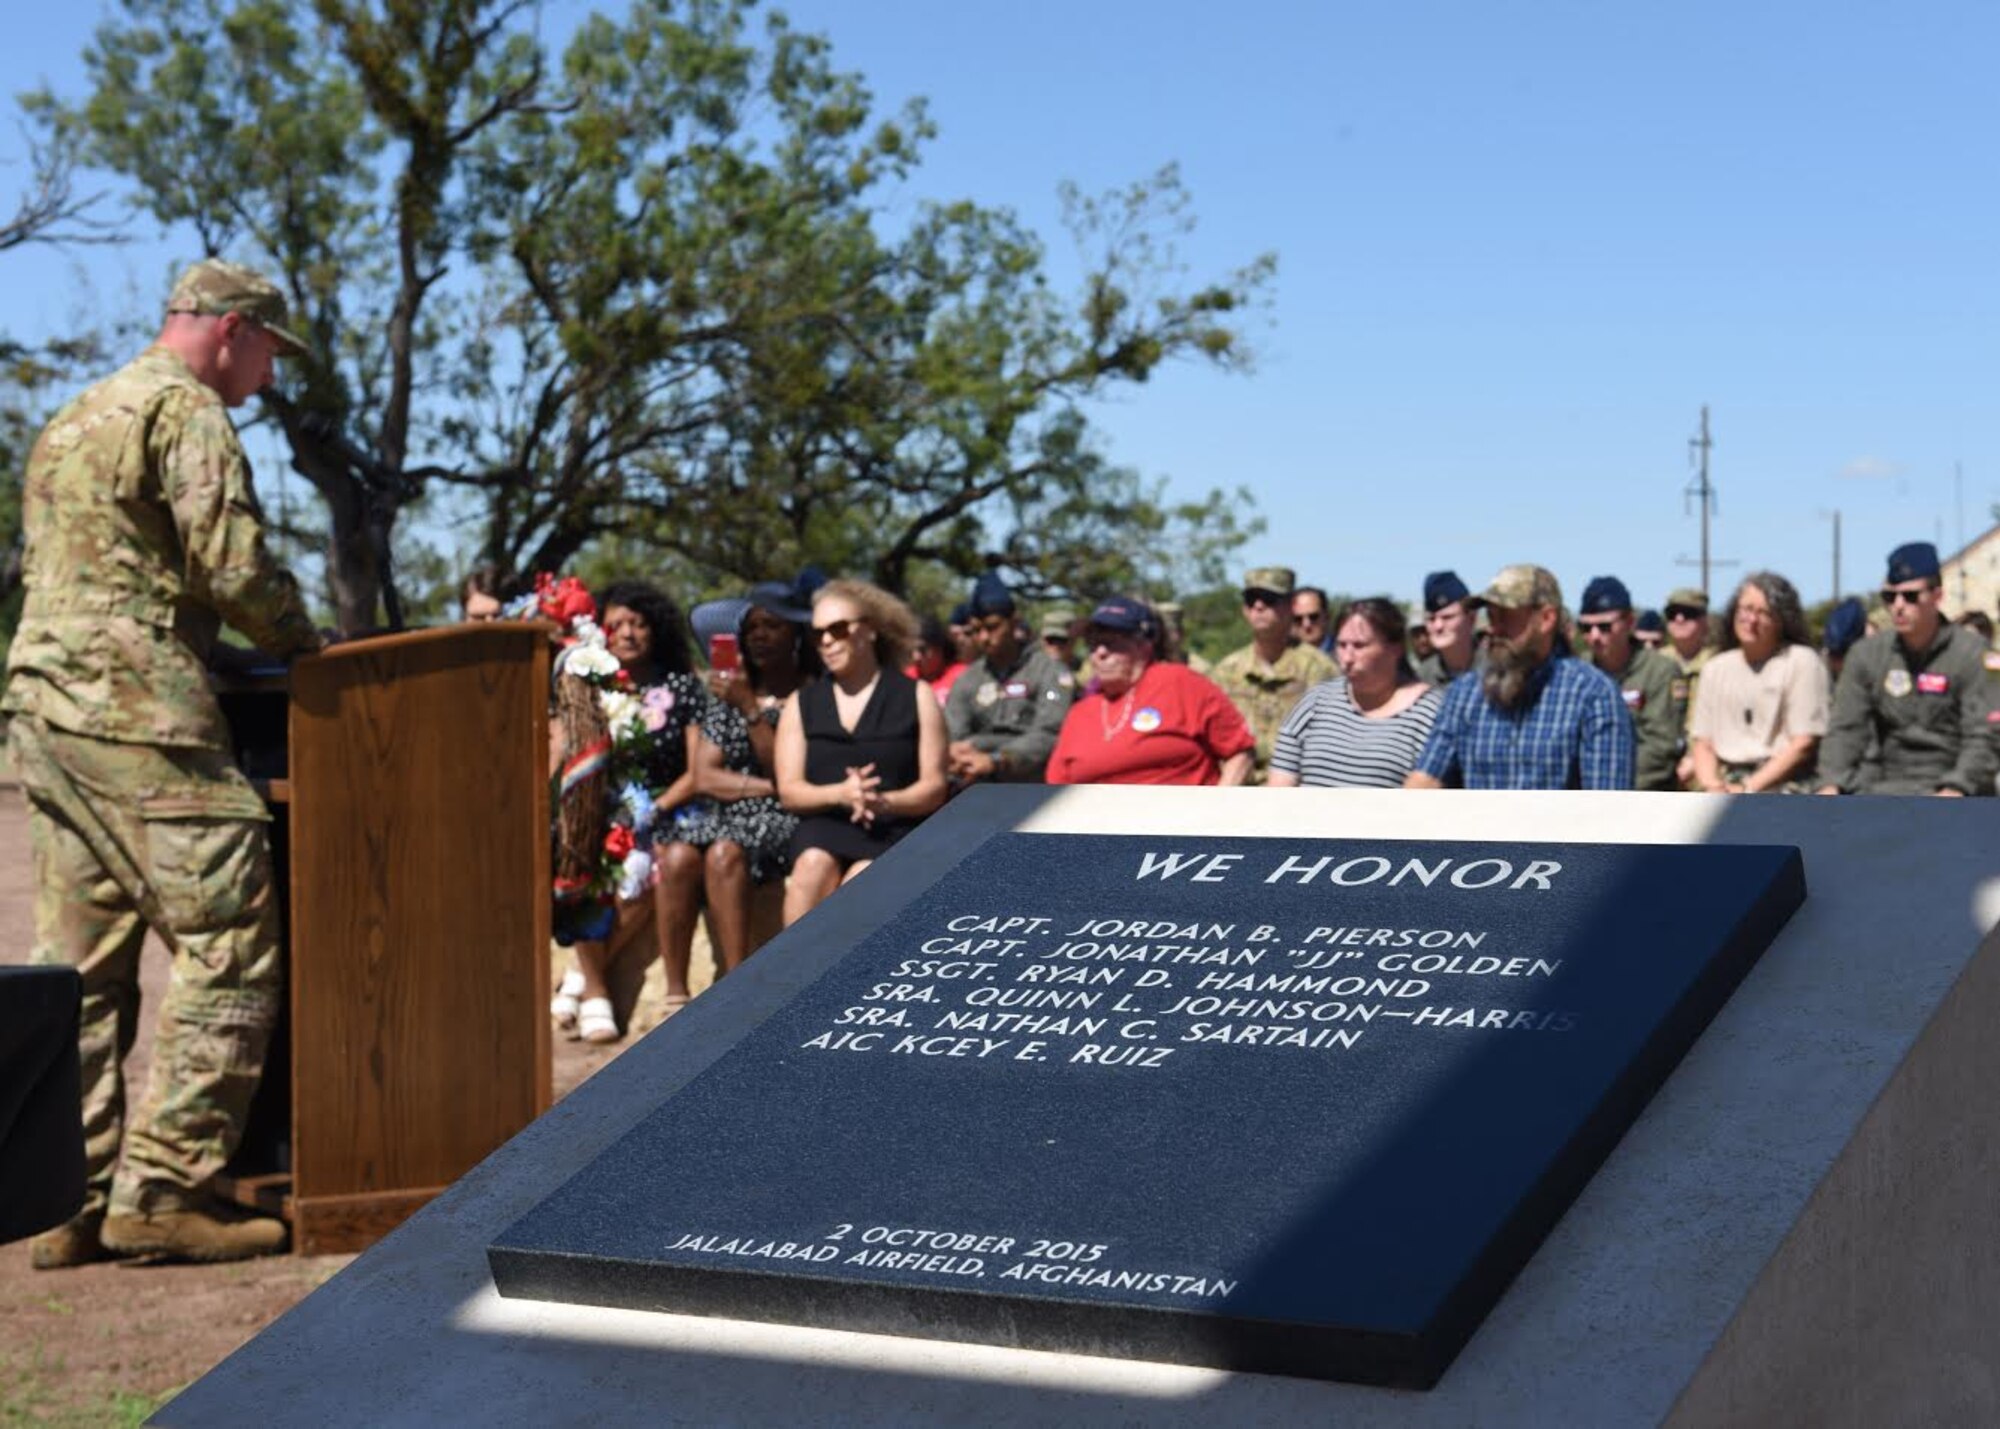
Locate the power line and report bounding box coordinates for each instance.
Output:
[1677,405,1736,596]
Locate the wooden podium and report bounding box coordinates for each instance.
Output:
[216,624,552,1254]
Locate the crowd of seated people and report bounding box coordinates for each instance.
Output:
[474,534,1998,1043]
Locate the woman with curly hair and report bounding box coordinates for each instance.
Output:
[776,579,948,925]
[552,580,713,1042]
[1689,571,1830,795]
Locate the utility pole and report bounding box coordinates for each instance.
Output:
[1832,508,1841,601]
[1678,406,1734,597]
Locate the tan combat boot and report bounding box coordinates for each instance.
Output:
[101,1199,289,1263]
[29,1213,128,1270]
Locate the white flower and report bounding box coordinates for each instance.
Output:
[616,848,654,902]
[598,689,639,726]
[565,644,619,679]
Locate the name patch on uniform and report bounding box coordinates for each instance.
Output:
[1884,669,1913,698]
[1003,681,1029,699]
[1916,672,1950,695]
[1621,689,1644,711]
[1131,707,1163,734]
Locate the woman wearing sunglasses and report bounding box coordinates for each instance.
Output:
[1046,596,1255,787]
[776,579,948,925]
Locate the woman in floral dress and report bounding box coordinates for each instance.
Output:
[551,580,710,1043]
[657,581,813,982]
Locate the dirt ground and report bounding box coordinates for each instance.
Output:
[0,784,713,1425]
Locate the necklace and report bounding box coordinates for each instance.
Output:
[1100,689,1136,739]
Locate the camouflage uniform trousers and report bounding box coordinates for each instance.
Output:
[11,713,280,1219]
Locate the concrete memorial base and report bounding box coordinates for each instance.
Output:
[164,789,2000,1425]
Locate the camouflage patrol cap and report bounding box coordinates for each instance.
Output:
[1468,564,1562,611]
[1664,586,1708,613]
[1242,567,1297,597]
[1040,609,1075,640]
[165,259,309,357]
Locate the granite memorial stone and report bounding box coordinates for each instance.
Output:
[491,833,1804,1388]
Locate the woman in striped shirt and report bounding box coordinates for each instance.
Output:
[1269,597,1443,789]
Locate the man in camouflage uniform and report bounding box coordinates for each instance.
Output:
[1210,566,1336,784]
[1818,542,1996,796]
[944,573,1074,784]
[13,260,322,1268]
[1577,576,1681,791]
[1039,607,1078,672]
[1659,586,1714,785]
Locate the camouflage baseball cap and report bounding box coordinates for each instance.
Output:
[1039,609,1075,640]
[1664,586,1709,612]
[1469,564,1562,611]
[1242,567,1297,597]
[165,259,309,357]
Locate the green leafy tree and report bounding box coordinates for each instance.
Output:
[0,125,122,637]
[40,0,1273,616]
[623,164,1273,597]
[36,0,545,630]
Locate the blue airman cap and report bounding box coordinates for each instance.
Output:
[1579,576,1633,615]
[949,602,974,626]
[1885,542,1941,585]
[968,571,1016,617]
[1822,597,1868,658]
[1085,595,1159,640]
[1635,608,1664,635]
[1422,571,1470,613]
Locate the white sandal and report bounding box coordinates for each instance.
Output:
[578,996,620,1045]
[551,968,585,1034]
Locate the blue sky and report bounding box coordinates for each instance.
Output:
[7,0,1997,609]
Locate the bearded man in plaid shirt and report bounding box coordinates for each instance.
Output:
[1405,566,1635,791]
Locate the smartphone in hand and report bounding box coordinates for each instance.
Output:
[709,632,741,673]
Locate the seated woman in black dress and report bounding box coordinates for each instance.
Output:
[776,579,948,926]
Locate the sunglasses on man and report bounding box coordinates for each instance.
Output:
[1879,587,1933,607]
[1242,588,1285,609]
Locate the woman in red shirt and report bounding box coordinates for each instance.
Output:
[1046,596,1255,786]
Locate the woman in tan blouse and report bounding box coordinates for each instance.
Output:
[1689,571,1831,794]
